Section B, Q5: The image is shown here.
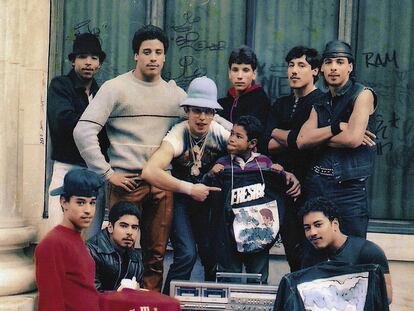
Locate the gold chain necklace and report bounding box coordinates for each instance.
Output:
[189,131,208,176]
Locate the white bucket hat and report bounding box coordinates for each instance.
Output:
[180,76,223,110]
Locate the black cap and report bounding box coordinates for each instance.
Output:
[68,33,106,63]
[322,40,354,62]
[50,169,102,197]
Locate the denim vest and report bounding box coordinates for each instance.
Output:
[313,80,377,181]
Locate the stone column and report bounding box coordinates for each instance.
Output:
[0,0,50,304]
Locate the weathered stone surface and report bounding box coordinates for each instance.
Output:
[0,0,50,301]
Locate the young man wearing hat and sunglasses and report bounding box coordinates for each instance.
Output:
[43,33,109,240]
[35,169,102,311]
[142,76,230,294]
[297,40,377,238]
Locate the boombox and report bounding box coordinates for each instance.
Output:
[170,277,277,311]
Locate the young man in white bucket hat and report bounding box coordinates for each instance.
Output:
[142,76,230,294]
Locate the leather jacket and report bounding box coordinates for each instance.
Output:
[86,228,143,291]
[274,261,389,311]
[47,69,109,164]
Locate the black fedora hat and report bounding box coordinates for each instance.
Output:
[68,33,106,63]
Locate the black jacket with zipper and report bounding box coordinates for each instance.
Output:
[218,84,271,153]
[86,228,143,291]
[47,69,109,164]
[218,84,270,128]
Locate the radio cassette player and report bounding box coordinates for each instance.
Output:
[170,280,277,310]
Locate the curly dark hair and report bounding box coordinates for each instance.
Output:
[234,115,263,141]
[109,201,141,226]
[132,24,169,54]
[299,196,340,222]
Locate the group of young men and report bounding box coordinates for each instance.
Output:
[35,23,392,310]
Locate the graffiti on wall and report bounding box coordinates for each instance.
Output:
[361,49,414,178]
[164,12,227,89]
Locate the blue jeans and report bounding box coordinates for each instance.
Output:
[303,173,369,238]
[163,193,214,295]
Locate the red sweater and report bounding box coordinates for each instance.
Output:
[35,225,100,311]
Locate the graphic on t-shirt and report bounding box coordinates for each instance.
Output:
[233,200,279,252]
[260,208,274,227]
[297,272,369,311]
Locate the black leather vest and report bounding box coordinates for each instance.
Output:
[313,80,377,181]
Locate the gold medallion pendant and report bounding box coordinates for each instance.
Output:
[191,165,200,176]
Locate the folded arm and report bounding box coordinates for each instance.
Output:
[297,90,375,150]
[327,90,375,148]
[297,108,334,149]
[268,129,289,155]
